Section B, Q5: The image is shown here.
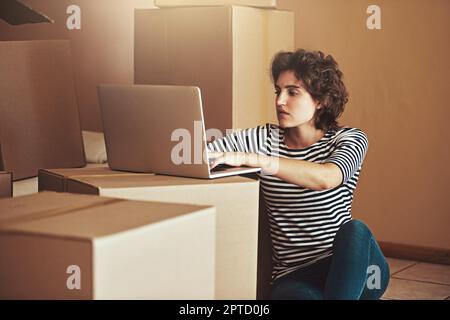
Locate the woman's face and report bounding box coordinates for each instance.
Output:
[275,70,320,129]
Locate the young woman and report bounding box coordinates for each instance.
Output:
[207,49,390,299]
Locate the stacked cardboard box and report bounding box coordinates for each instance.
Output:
[2,1,282,300]
[63,173,260,299]
[135,5,294,133]
[38,164,154,193]
[0,192,216,299]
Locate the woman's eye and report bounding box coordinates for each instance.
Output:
[274,90,298,96]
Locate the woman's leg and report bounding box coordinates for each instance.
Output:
[324,219,390,300]
[270,258,331,300]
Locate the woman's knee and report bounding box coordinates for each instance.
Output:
[337,219,373,240]
[332,219,376,258]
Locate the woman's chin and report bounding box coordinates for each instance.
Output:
[277,119,289,129]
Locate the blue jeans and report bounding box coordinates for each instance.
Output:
[270,220,390,300]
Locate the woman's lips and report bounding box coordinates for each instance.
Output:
[277,111,290,117]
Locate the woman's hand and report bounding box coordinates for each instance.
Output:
[208,151,259,169]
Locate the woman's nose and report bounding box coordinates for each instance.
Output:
[276,92,287,107]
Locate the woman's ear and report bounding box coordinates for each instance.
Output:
[314,99,322,110]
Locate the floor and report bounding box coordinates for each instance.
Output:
[382,258,450,300]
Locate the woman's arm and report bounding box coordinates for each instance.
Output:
[207,125,267,154]
[208,152,342,191]
[209,128,368,191]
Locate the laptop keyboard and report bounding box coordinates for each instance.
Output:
[210,164,234,172]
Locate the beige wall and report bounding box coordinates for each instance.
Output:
[277,0,450,249]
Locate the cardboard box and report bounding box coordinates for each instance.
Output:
[256,185,273,299]
[66,174,259,299]
[135,6,294,133]
[0,0,156,131]
[155,0,277,8]
[0,172,13,198]
[38,164,154,193]
[0,40,86,180]
[0,191,215,299]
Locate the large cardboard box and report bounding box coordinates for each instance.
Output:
[135,6,294,133]
[0,172,13,198]
[0,191,215,299]
[256,186,273,300]
[66,174,259,299]
[0,40,86,180]
[38,164,154,193]
[155,0,277,8]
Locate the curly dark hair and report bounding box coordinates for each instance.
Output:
[271,49,348,131]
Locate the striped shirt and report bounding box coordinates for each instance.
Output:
[207,124,369,281]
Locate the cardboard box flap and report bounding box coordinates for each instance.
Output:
[0,191,114,225]
[0,0,53,25]
[3,198,213,240]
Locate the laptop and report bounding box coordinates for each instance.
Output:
[97,84,261,179]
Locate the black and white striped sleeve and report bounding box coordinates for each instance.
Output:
[325,128,369,185]
[207,124,268,154]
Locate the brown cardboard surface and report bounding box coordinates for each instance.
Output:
[0,234,94,299]
[135,6,293,134]
[0,40,86,181]
[256,186,273,299]
[0,192,114,225]
[38,164,154,193]
[155,0,277,8]
[0,172,13,198]
[69,173,253,189]
[3,198,211,239]
[277,0,450,250]
[67,174,259,299]
[0,191,215,299]
[0,0,156,131]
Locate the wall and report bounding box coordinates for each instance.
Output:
[277,0,450,250]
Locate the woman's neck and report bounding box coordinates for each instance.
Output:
[284,125,325,149]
